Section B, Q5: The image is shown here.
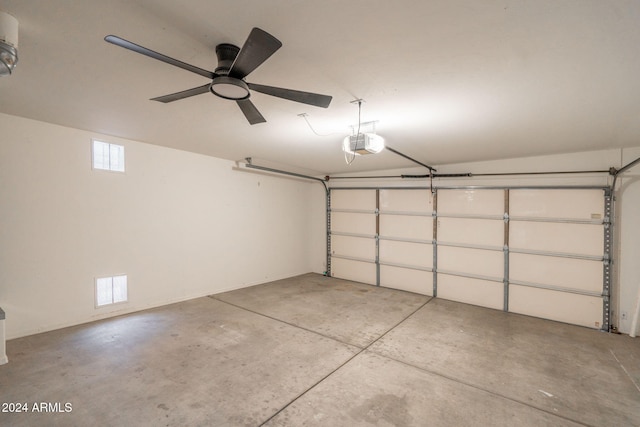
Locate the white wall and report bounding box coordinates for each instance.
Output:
[324,147,640,334]
[616,147,640,335]
[0,113,316,339]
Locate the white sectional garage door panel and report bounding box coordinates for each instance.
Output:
[437,189,504,216]
[379,215,432,241]
[510,189,604,220]
[435,189,504,310]
[510,222,603,256]
[379,189,433,213]
[330,189,377,285]
[437,274,504,310]
[437,246,503,279]
[331,189,376,210]
[509,253,602,293]
[331,258,377,285]
[379,240,432,269]
[380,265,433,295]
[331,212,376,236]
[509,286,603,329]
[508,189,605,329]
[376,189,434,294]
[437,218,504,247]
[331,235,376,261]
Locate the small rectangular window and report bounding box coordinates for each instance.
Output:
[92,140,125,172]
[96,275,128,307]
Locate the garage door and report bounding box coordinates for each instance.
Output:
[328,187,612,330]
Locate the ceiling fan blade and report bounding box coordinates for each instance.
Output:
[105,35,215,79]
[236,99,266,125]
[247,83,332,108]
[228,28,282,79]
[150,84,212,103]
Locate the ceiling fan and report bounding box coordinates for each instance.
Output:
[104,28,332,125]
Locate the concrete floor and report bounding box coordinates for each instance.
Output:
[1,273,638,426]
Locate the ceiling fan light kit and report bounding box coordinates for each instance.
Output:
[0,10,19,76]
[104,27,332,124]
[210,76,250,100]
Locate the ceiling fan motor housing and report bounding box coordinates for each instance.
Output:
[215,43,240,75]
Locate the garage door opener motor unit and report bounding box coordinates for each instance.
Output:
[346,133,385,155]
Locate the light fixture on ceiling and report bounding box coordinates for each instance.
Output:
[209,76,250,100]
[0,10,18,76]
[342,100,385,164]
[342,100,385,165]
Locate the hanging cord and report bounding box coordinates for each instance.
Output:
[345,100,362,165]
[298,113,343,137]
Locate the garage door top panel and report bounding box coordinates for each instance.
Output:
[331,189,376,211]
[510,189,604,220]
[379,189,433,214]
[437,189,504,216]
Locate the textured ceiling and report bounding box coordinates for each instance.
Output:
[1,0,639,175]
